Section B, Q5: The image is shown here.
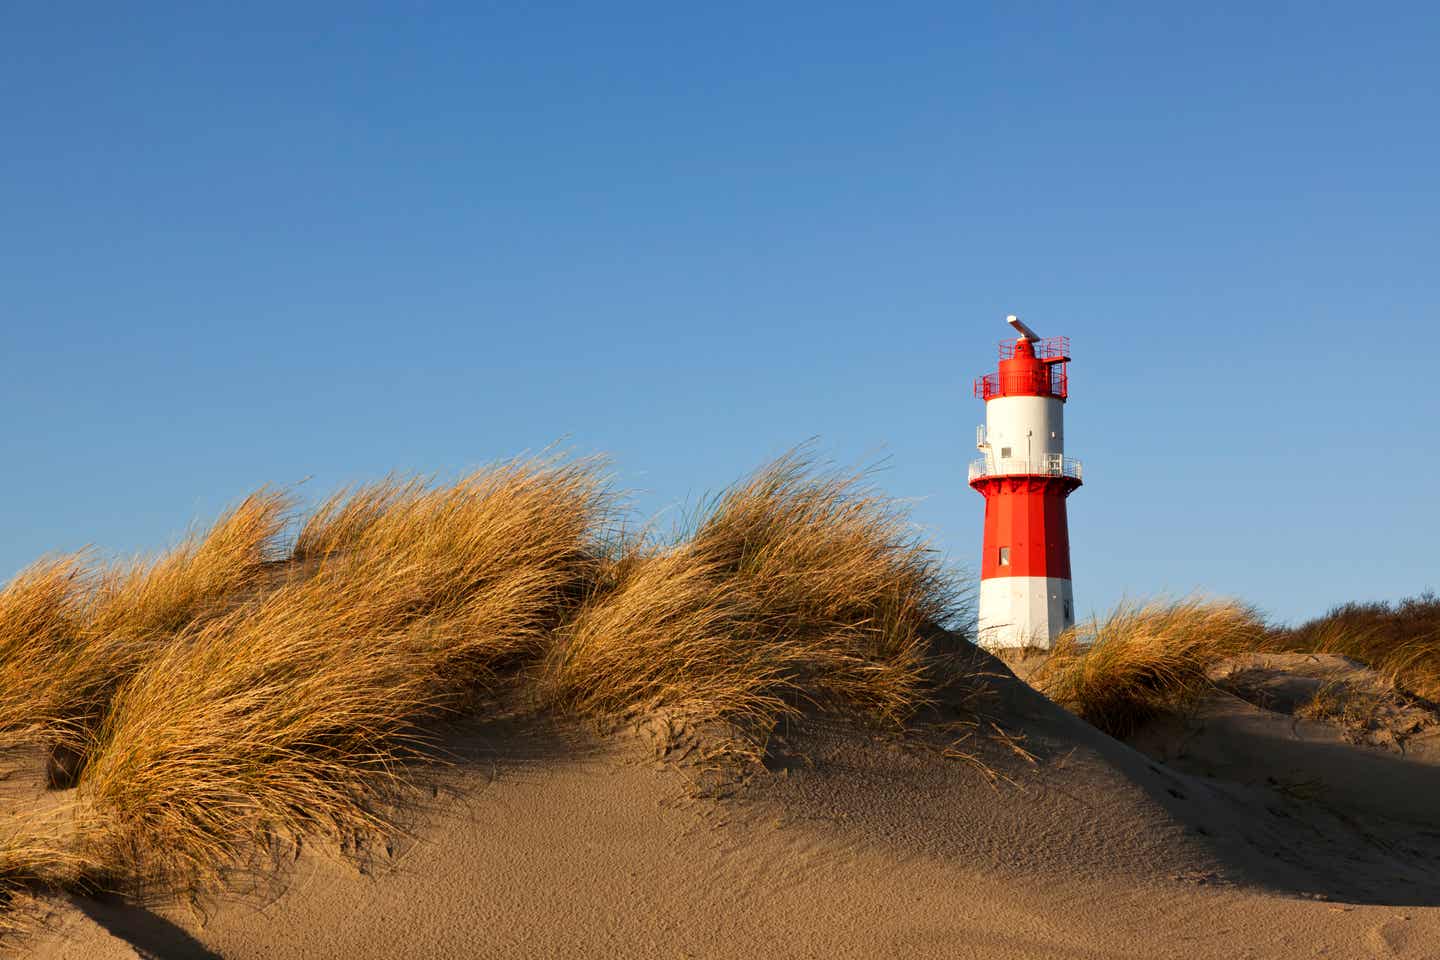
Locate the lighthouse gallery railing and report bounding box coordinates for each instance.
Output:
[968,455,1083,483]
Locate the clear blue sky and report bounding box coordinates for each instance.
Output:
[3,3,1436,625]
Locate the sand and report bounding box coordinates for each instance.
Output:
[15,648,1440,959]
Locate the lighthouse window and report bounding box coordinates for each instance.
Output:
[998,547,1010,566]
[999,446,1012,458]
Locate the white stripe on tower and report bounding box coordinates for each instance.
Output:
[976,577,1075,649]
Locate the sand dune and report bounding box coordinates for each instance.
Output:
[14,646,1440,959]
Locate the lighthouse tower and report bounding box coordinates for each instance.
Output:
[970,315,1083,650]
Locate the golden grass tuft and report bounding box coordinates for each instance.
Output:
[86,489,295,644]
[0,556,92,741]
[686,452,960,722]
[1030,597,1266,738]
[76,456,610,889]
[544,452,963,754]
[290,476,428,563]
[0,492,295,789]
[544,548,789,744]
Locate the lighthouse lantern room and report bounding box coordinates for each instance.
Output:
[970,315,1083,650]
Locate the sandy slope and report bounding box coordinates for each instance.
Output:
[17,650,1440,959]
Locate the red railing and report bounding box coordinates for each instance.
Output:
[974,336,1071,400]
[997,336,1070,361]
[973,364,1069,401]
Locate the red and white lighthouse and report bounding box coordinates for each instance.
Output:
[970,315,1083,650]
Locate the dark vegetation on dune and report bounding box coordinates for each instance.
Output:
[1266,593,1440,701]
[0,449,968,925]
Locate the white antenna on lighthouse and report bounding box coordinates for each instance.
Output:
[1006,314,1041,341]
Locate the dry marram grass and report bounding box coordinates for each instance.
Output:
[78,457,610,889]
[544,453,963,756]
[1030,597,1266,738]
[0,491,294,791]
[0,449,967,923]
[1267,594,1440,701]
[0,556,92,743]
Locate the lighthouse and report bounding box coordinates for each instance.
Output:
[970,315,1083,650]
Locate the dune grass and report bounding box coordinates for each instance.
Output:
[1028,593,1440,739]
[0,492,294,790]
[1266,593,1440,701]
[77,457,610,889]
[544,546,787,742]
[1029,597,1266,738]
[682,454,960,724]
[544,454,962,755]
[0,555,92,744]
[63,493,293,766]
[0,449,966,914]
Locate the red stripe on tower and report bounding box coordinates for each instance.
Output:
[969,315,1082,650]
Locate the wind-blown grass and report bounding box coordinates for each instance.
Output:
[0,491,293,787]
[290,477,427,564]
[78,457,610,889]
[1029,597,1266,738]
[544,547,787,742]
[544,453,964,754]
[0,448,967,917]
[684,453,960,723]
[0,555,92,743]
